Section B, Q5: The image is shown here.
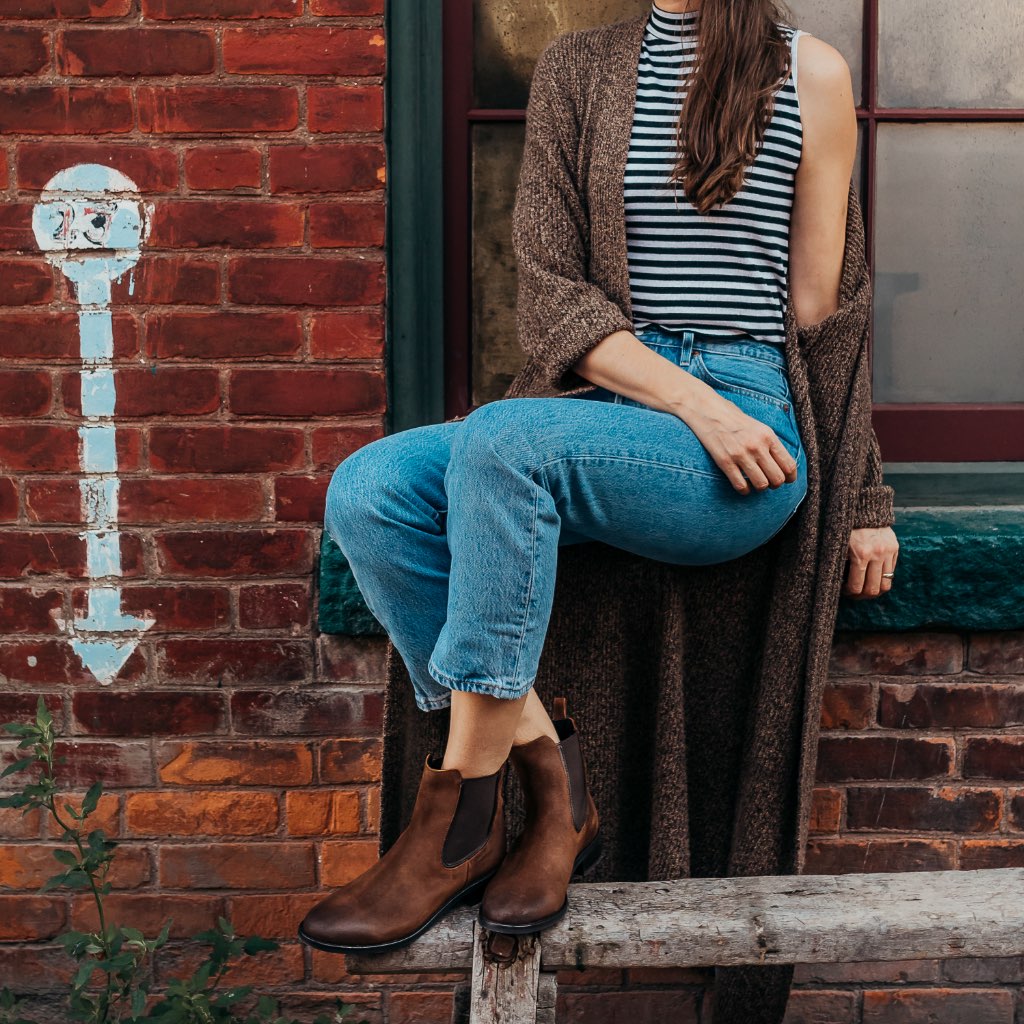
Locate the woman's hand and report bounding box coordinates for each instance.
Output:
[843,526,899,598]
[681,388,799,494]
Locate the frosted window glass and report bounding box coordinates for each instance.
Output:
[873,123,1024,403]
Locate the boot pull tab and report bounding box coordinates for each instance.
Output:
[553,696,567,721]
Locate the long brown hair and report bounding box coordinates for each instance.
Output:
[668,0,797,214]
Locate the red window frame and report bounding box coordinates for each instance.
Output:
[443,0,1024,459]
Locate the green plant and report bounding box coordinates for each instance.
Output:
[0,698,370,1024]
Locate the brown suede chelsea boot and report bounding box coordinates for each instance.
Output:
[478,696,602,934]
[298,753,506,954]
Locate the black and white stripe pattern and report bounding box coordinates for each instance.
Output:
[625,3,804,345]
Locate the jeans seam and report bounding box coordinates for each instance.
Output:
[510,484,541,686]
[531,452,722,481]
[426,659,533,697]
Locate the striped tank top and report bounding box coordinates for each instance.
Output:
[624,2,804,345]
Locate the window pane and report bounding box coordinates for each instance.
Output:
[784,0,864,105]
[475,0,639,109]
[471,122,525,405]
[878,0,1024,108]
[873,123,1024,403]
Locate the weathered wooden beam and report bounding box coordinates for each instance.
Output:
[467,924,542,1024]
[344,867,1024,974]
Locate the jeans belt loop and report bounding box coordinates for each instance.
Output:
[681,329,695,366]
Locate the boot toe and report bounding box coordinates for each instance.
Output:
[480,881,563,929]
[299,893,383,950]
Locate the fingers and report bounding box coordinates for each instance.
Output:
[844,528,900,599]
[734,431,796,493]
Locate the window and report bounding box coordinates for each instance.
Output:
[443,0,1024,459]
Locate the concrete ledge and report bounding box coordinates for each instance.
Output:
[318,507,1024,636]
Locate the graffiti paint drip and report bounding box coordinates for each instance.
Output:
[32,164,156,685]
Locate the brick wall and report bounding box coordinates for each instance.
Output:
[2,3,1024,1022]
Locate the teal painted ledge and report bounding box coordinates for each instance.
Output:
[318,507,1024,636]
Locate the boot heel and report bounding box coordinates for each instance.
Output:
[571,831,603,880]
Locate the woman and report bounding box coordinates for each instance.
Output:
[299,0,899,966]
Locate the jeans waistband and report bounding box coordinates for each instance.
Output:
[636,326,787,368]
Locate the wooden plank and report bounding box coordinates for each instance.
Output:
[467,924,541,1024]
[344,867,1024,974]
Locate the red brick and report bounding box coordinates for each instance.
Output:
[0,843,150,889]
[316,643,382,691]
[157,941,304,987]
[62,367,219,418]
[184,146,261,191]
[309,310,384,360]
[228,255,385,306]
[829,632,963,675]
[964,738,1024,781]
[158,740,313,786]
[0,260,52,305]
[821,681,874,729]
[73,691,227,737]
[321,839,378,886]
[309,200,385,249]
[794,960,940,984]
[0,637,142,685]
[70,584,230,632]
[0,587,62,633]
[143,0,298,18]
[310,0,382,12]
[148,201,303,250]
[961,840,1024,870]
[0,86,132,134]
[968,632,1024,674]
[158,639,309,683]
[159,842,315,889]
[816,737,953,782]
[0,531,86,577]
[0,423,78,471]
[0,309,138,362]
[222,27,384,76]
[0,740,153,789]
[0,371,51,417]
[879,683,1024,729]
[804,839,955,873]
[0,477,16,520]
[57,28,214,76]
[0,896,65,941]
[149,425,305,473]
[0,806,42,840]
[1006,790,1024,830]
[229,368,385,417]
[268,143,384,194]
[862,988,1012,1022]
[308,84,384,134]
[286,791,359,836]
[0,946,73,992]
[0,27,50,75]
[275,474,330,522]
[44,792,120,837]
[16,143,178,193]
[783,990,857,1022]
[319,737,381,784]
[845,786,1000,833]
[149,311,302,360]
[238,582,310,630]
[71,892,224,938]
[110,256,220,305]
[1,0,130,17]
[365,785,379,831]
[156,528,313,576]
[808,786,842,834]
[231,688,382,736]
[312,423,385,469]
[227,892,321,938]
[387,992,456,1024]
[0,202,34,251]
[138,86,298,134]
[558,991,700,1024]
[126,790,278,836]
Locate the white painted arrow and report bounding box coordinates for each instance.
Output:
[32,165,156,685]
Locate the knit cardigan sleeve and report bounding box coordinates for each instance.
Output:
[854,425,896,528]
[511,35,635,394]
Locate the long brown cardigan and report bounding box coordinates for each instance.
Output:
[376,9,896,1021]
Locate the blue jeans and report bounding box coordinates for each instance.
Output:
[324,327,808,712]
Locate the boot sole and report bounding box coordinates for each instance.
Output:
[477,830,603,935]
[297,868,497,955]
